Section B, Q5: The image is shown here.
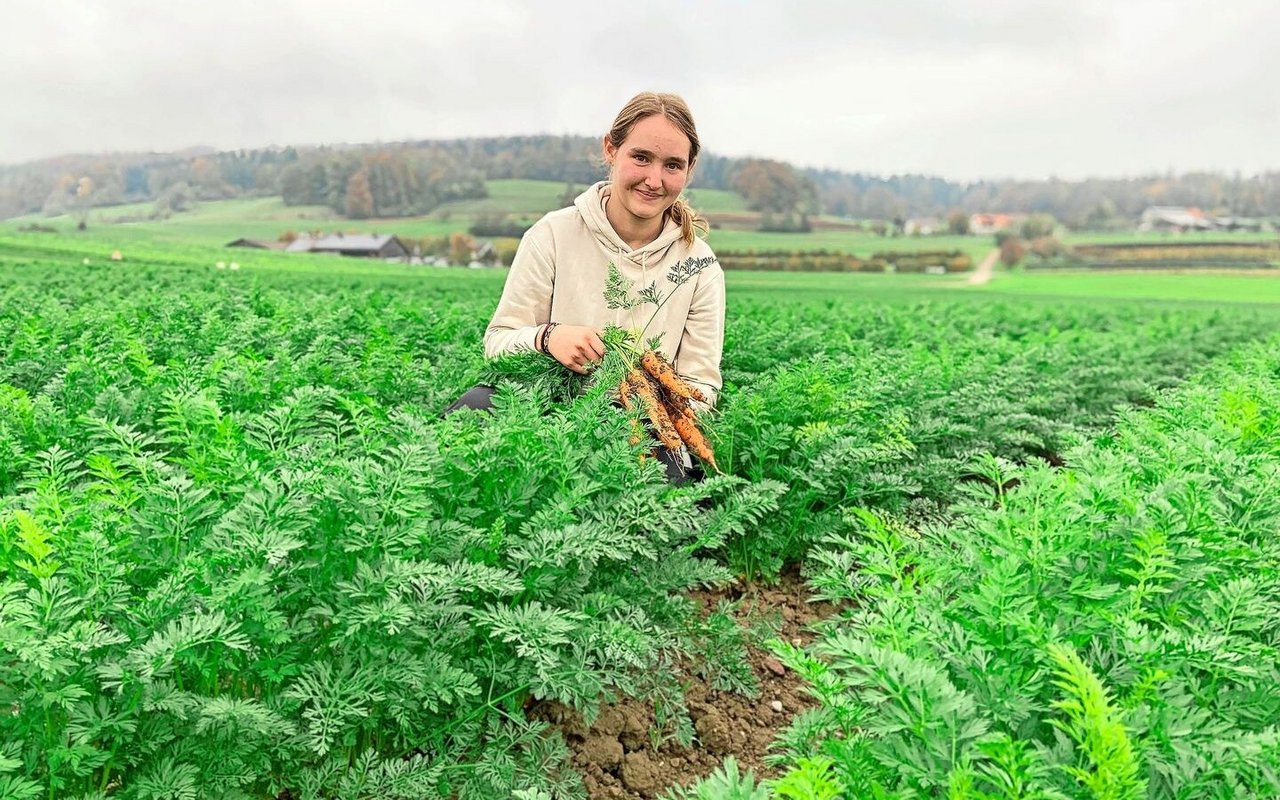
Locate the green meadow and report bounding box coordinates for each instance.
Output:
[4,226,1280,308]
[11,178,1278,282]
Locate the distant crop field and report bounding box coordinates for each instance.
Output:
[11,181,750,246]
[1063,229,1280,246]
[975,267,1280,304]
[708,228,996,264]
[6,228,1280,306]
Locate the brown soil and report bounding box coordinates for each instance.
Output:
[530,570,835,799]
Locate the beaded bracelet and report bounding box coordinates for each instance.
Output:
[538,322,560,355]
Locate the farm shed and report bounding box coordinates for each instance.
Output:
[1134,206,1263,233]
[226,238,289,250]
[904,217,942,235]
[969,212,1026,235]
[1138,206,1216,232]
[285,233,409,259]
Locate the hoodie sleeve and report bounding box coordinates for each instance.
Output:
[484,225,555,358]
[674,262,726,408]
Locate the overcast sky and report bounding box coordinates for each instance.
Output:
[2,0,1277,181]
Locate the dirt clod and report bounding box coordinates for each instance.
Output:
[594,706,626,737]
[580,735,625,771]
[620,751,662,795]
[762,656,786,676]
[694,708,733,755]
[619,709,649,752]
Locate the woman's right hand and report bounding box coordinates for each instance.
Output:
[546,325,606,374]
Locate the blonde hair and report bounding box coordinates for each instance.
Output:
[606,92,709,247]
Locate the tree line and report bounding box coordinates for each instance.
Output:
[3,135,1280,229]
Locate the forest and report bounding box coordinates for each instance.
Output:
[5,135,1280,229]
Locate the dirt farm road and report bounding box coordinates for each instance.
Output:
[968,247,999,285]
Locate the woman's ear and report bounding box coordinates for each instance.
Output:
[602,134,616,167]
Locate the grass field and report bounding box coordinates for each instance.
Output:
[11,181,1278,275]
[1061,228,1280,246]
[7,180,749,246]
[977,267,1280,304]
[5,229,1280,308]
[708,228,994,263]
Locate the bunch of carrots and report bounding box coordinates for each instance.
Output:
[617,350,719,473]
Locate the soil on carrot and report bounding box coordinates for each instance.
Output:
[531,570,835,799]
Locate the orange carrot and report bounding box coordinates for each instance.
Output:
[640,350,707,404]
[662,387,698,422]
[628,370,682,452]
[672,412,719,472]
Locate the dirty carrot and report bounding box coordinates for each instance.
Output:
[672,413,719,473]
[628,369,682,452]
[640,350,707,404]
[661,386,699,422]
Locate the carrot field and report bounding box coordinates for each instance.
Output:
[2,232,1279,799]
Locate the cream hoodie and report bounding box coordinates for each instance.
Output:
[484,181,726,405]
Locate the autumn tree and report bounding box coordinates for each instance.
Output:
[999,237,1026,267]
[343,169,375,219]
[729,158,817,228]
[449,232,477,265]
[190,156,230,199]
[947,210,970,235]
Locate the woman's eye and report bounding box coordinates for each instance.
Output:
[634,154,648,163]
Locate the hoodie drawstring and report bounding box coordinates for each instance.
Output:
[639,251,649,334]
[614,243,621,329]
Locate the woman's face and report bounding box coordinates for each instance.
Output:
[604,114,694,226]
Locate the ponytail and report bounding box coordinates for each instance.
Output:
[667,196,709,247]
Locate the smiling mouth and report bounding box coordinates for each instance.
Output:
[636,189,663,200]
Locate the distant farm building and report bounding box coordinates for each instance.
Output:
[969,213,1026,235]
[904,217,942,235]
[1138,207,1214,232]
[283,233,410,259]
[226,238,289,250]
[1138,207,1263,233]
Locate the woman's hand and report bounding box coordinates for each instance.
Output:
[547,325,606,374]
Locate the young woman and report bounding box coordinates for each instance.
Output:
[447,92,726,482]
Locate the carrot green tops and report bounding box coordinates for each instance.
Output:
[484,181,726,405]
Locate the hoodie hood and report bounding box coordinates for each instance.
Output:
[574,180,685,267]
